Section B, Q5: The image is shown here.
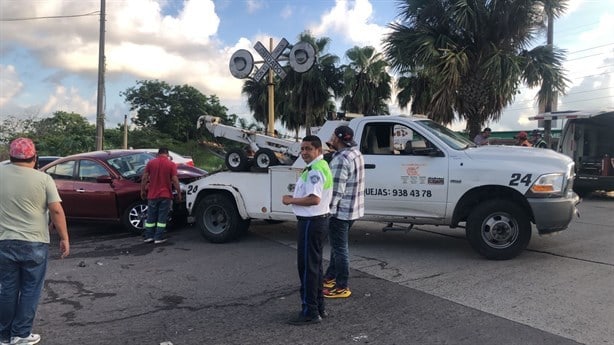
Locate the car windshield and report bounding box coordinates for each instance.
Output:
[106,152,155,178]
[414,120,475,150]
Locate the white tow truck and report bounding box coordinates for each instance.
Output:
[186,114,580,260]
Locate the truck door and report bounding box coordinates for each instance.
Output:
[358,121,448,219]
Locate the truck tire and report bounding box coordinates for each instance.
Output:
[195,193,250,243]
[122,201,147,235]
[225,149,250,172]
[466,200,531,260]
[254,148,279,169]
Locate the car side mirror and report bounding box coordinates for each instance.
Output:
[96,175,113,183]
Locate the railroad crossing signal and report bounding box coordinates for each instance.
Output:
[229,38,316,81]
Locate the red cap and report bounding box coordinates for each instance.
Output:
[9,138,36,159]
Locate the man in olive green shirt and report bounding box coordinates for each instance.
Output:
[0,138,70,345]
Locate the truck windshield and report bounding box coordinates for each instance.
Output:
[414,120,475,150]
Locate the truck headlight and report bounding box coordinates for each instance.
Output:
[527,173,565,197]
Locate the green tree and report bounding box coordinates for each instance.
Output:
[278,32,343,134]
[31,111,96,156]
[121,80,231,142]
[0,115,39,146]
[340,46,392,115]
[383,0,568,137]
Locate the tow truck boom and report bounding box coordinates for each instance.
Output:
[197,115,301,171]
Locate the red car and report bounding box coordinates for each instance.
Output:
[40,150,206,234]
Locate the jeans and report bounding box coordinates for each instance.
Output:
[0,240,49,340]
[144,198,172,241]
[324,217,353,289]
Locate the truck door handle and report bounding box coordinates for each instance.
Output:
[75,188,86,193]
[365,164,376,169]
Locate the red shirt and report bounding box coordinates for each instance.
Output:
[144,155,178,199]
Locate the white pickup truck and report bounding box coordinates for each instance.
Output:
[186,115,580,260]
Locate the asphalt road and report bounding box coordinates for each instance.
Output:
[35,194,612,345]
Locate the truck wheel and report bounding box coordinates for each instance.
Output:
[254,148,279,169]
[122,201,147,235]
[195,193,250,243]
[466,200,531,260]
[225,149,249,172]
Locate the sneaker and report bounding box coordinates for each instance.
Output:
[288,313,322,326]
[143,238,154,243]
[324,287,351,298]
[323,278,335,289]
[154,238,167,244]
[10,333,41,345]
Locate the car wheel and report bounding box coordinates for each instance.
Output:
[225,149,250,172]
[195,193,250,243]
[466,200,531,260]
[254,148,279,169]
[122,201,147,235]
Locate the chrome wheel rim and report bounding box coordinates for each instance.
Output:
[480,212,519,249]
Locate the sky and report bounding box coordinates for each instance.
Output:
[1,0,613,134]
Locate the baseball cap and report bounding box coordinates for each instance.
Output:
[9,137,36,159]
[334,125,357,147]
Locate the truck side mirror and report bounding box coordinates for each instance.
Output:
[413,147,443,157]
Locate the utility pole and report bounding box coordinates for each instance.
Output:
[543,13,554,148]
[123,114,128,149]
[95,0,106,150]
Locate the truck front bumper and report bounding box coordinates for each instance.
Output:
[528,192,580,234]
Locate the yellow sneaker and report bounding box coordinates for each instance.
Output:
[323,278,336,289]
[324,287,351,298]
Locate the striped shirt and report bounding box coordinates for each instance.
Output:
[329,146,365,220]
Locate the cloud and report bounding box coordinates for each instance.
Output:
[309,0,391,53]
[0,65,23,108]
[0,0,244,118]
[246,0,263,14]
[41,85,97,120]
[280,5,293,20]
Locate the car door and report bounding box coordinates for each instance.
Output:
[43,160,78,217]
[358,121,449,219]
[70,159,118,219]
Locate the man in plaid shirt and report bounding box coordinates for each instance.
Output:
[323,125,365,298]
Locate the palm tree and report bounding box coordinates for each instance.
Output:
[241,78,270,128]
[278,32,343,134]
[341,46,392,115]
[383,0,568,137]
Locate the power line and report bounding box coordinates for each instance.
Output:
[0,11,99,21]
[569,70,612,80]
[514,86,614,103]
[506,95,614,112]
[567,52,613,61]
[566,43,614,55]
